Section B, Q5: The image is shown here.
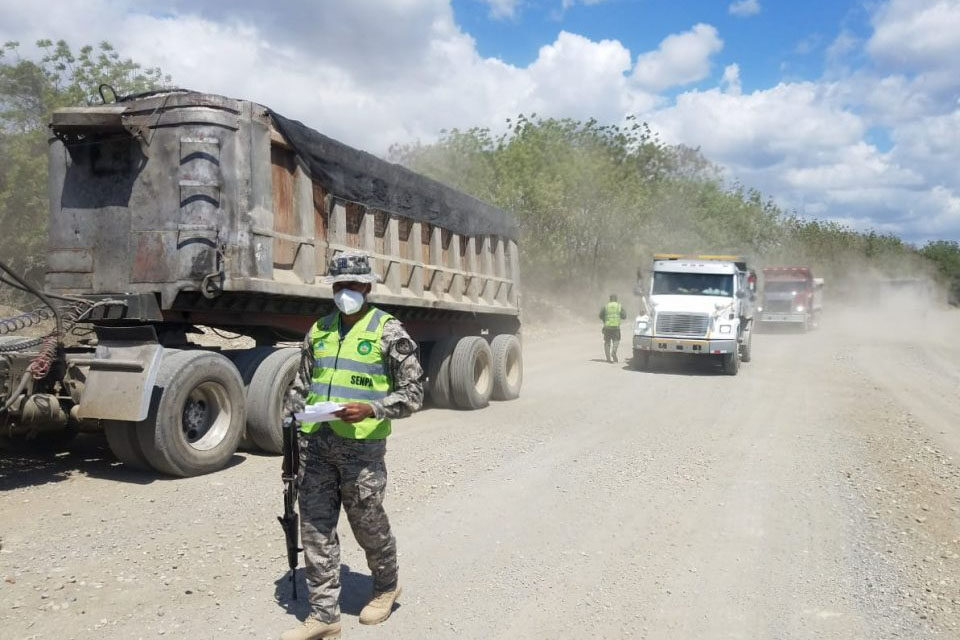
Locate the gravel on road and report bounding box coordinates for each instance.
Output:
[2,308,960,639]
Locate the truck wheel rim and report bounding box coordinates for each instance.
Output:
[181,382,232,451]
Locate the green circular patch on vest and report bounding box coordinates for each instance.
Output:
[357,339,373,355]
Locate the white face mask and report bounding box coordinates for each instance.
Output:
[334,288,365,315]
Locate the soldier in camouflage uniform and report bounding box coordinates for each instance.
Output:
[280,251,423,640]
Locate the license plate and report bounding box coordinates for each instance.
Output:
[655,339,708,351]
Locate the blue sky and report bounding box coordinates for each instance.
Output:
[2,0,959,243]
[454,0,866,92]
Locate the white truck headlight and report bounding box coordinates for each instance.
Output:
[795,305,805,313]
[635,317,650,333]
[719,325,732,334]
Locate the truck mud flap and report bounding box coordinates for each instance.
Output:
[74,326,164,422]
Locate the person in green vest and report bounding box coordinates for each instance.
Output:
[281,251,423,640]
[599,294,626,363]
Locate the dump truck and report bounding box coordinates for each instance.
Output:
[757,266,823,331]
[0,90,523,476]
[631,254,756,375]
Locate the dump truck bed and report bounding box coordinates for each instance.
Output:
[47,90,520,338]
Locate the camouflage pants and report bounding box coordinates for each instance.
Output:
[602,326,621,361]
[297,428,398,623]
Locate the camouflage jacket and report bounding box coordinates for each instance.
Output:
[283,311,424,422]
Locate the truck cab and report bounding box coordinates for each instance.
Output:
[758,266,822,331]
[632,254,755,375]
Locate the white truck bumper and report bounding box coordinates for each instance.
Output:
[633,335,737,355]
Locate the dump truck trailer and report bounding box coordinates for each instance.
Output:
[0,90,523,476]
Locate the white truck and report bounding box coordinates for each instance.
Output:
[631,254,756,375]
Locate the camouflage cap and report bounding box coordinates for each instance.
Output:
[323,250,380,284]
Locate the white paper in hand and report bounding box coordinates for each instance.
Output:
[294,401,343,422]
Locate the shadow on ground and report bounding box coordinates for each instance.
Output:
[274,564,395,620]
[0,434,246,490]
[623,354,731,377]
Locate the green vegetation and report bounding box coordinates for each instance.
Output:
[390,115,942,299]
[919,241,960,303]
[0,39,169,297]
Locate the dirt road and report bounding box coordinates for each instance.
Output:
[3,309,960,639]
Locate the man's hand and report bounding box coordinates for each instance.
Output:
[334,402,375,423]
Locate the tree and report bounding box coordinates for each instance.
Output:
[0,40,170,298]
[920,240,960,304]
[391,113,936,302]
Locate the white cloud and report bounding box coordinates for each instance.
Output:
[826,29,858,63]
[728,0,761,17]
[650,82,864,168]
[860,0,960,122]
[641,78,960,240]
[888,108,960,186]
[483,0,522,19]
[526,31,653,120]
[487,0,606,19]
[562,0,609,8]
[782,143,922,192]
[721,63,741,95]
[632,23,723,92]
[868,0,960,72]
[0,0,655,152]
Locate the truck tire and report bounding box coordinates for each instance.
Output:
[427,337,457,408]
[722,350,740,376]
[450,336,493,410]
[490,334,522,401]
[245,347,299,454]
[630,350,650,371]
[135,350,246,477]
[104,421,152,470]
[223,347,275,450]
[740,325,753,363]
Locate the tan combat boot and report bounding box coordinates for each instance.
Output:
[279,617,341,640]
[359,586,403,625]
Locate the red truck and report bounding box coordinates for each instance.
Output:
[758,267,823,331]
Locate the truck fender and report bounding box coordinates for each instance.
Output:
[74,326,165,422]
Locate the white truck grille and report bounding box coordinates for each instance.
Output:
[655,312,710,337]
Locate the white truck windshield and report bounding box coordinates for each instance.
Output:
[653,272,734,297]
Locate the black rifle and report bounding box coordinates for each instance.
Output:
[278,416,301,599]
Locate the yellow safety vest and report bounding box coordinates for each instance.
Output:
[301,307,393,439]
[604,301,623,327]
